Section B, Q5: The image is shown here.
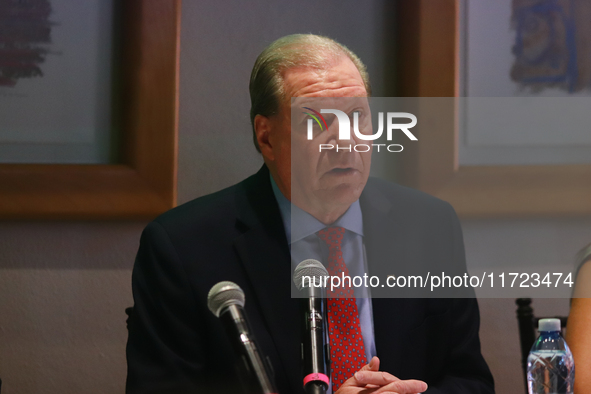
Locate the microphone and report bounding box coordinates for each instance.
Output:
[207,281,277,394]
[293,259,330,394]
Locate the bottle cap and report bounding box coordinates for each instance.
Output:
[538,318,561,332]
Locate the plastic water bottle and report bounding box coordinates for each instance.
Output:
[527,318,575,394]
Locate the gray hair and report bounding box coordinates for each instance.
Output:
[249,34,371,152]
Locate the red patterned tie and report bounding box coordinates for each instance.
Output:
[317,226,365,391]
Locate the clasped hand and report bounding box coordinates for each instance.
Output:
[335,357,427,394]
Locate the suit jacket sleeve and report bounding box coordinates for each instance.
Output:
[427,205,494,393]
[126,221,211,394]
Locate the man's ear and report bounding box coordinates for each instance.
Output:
[254,114,275,161]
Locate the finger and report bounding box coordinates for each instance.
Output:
[354,370,398,386]
[359,356,380,372]
[339,357,381,389]
[373,379,428,394]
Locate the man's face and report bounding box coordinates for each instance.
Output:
[259,56,372,223]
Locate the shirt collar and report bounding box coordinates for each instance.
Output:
[270,174,364,245]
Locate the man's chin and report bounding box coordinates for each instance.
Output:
[317,182,365,206]
[291,175,367,206]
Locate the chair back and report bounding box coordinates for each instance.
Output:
[125,306,134,331]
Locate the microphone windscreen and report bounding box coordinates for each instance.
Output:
[293,259,328,291]
[207,281,245,317]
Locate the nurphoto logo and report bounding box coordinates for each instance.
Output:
[302,107,417,153]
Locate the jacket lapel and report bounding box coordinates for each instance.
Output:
[232,166,301,392]
[360,179,405,377]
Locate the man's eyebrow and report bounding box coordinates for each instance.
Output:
[291,99,319,108]
[292,99,368,112]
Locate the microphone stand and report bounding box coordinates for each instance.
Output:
[306,383,327,394]
[220,304,277,394]
[302,286,329,394]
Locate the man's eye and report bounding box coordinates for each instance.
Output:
[301,119,324,137]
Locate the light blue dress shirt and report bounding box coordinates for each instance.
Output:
[270,176,377,390]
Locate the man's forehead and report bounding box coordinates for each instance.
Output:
[282,57,367,100]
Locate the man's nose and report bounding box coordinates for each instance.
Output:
[325,122,339,145]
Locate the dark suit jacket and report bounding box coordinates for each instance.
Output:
[126,165,494,393]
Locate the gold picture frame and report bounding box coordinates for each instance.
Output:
[397,0,591,218]
[0,0,181,220]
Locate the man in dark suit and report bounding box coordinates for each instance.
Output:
[126,34,494,393]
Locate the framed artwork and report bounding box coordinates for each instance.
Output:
[0,0,181,219]
[397,0,591,218]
